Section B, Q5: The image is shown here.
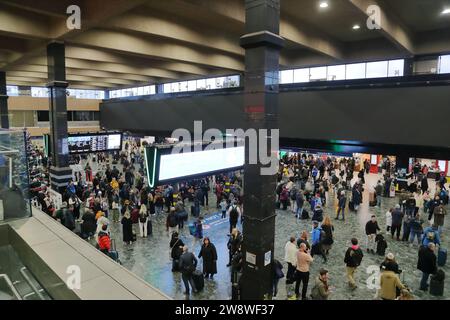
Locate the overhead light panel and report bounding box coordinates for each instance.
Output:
[352,24,361,30]
[319,1,329,8]
[442,8,450,14]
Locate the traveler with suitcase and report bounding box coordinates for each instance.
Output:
[179,246,199,296]
[170,232,184,272]
[198,237,218,280]
[430,269,445,296]
[97,224,111,255]
[417,243,438,291]
[336,191,347,221]
[284,237,297,284]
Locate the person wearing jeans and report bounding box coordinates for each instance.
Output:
[336,191,346,220]
[295,191,305,219]
[179,246,198,296]
[295,243,313,300]
[409,214,424,245]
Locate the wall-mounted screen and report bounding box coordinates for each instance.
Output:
[145,145,245,187]
[67,133,122,154]
[371,154,378,165]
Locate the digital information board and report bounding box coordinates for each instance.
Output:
[44,132,122,155]
[144,145,245,187]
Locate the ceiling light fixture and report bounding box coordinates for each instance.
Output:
[353,24,361,30]
[319,1,329,9]
[442,8,450,14]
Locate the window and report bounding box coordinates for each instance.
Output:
[163,83,172,93]
[345,63,366,80]
[327,65,346,81]
[196,79,206,90]
[31,87,49,97]
[9,111,35,127]
[309,67,327,81]
[225,75,240,87]
[187,80,197,91]
[439,55,450,74]
[293,68,310,83]
[388,59,404,77]
[366,61,388,78]
[37,111,49,122]
[280,70,294,84]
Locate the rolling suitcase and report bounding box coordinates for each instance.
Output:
[349,201,355,211]
[438,248,447,267]
[301,209,310,220]
[429,270,445,296]
[109,239,121,264]
[192,270,204,291]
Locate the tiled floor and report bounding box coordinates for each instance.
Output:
[82,159,449,300]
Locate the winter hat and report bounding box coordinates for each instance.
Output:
[386,253,395,260]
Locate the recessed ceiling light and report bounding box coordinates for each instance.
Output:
[353,24,361,30]
[319,1,329,8]
[442,8,450,14]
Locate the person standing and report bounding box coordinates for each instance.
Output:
[344,238,364,290]
[417,243,437,291]
[198,237,217,279]
[272,259,284,298]
[294,243,313,300]
[138,203,149,238]
[310,221,327,263]
[295,190,305,219]
[219,198,228,219]
[365,215,381,254]
[375,180,383,207]
[170,232,184,272]
[391,205,404,240]
[409,214,424,245]
[166,207,179,236]
[227,228,243,267]
[284,237,298,284]
[227,203,241,234]
[179,246,198,296]
[433,202,447,235]
[385,208,393,234]
[321,216,334,255]
[121,210,133,245]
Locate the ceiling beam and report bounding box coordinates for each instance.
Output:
[67,29,244,71]
[347,0,415,54]
[105,9,243,56]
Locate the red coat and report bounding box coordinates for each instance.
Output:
[98,233,111,251]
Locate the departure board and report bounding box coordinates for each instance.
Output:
[67,133,122,154]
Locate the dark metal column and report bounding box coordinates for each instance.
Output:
[239,0,284,300]
[47,42,72,192]
[0,71,9,129]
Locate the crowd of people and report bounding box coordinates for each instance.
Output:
[27,139,447,300]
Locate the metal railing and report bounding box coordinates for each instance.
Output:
[0,274,22,300]
[19,267,46,300]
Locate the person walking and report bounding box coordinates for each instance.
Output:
[336,191,347,221]
[179,246,198,296]
[417,243,437,291]
[198,237,218,279]
[409,214,424,245]
[272,259,284,298]
[294,243,313,300]
[166,207,179,236]
[170,232,184,272]
[310,269,331,300]
[227,203,241,234]
[344,238,364,290]
[433,202,447,235]
[365,215,381,254]
[227,228,243,267]
[375,180,383,207]
[385,208,393,234]
[284,236,298,284]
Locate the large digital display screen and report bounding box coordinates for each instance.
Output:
[67,133,122,154]
[158,146,245,181]
[144,145,245,187]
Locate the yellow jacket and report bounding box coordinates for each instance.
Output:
[110,179,119,190]
[379,271,405,300]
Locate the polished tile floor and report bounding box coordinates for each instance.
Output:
[102,173,448,300]
[81,158,448,300]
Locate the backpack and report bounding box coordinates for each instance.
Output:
[290,188,297,201]
[351,249,363,266]
[139,212,147,223]
[230,206,239,222]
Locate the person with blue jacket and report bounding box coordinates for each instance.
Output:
[422,224,440,247]
[310,221,327,263]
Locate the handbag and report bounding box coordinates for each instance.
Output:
[170,239,180,259]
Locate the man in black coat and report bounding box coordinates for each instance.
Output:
[179,246,198,296]
[365,215,380,254]
[391,205,404,240]
[417,243,437,291]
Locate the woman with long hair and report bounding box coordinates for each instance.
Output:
[321,215,334,255]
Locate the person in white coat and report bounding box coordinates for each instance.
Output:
[284,237,298,284]
[138,203,149,238]
[385,208,393,234]
[95,212,110,242]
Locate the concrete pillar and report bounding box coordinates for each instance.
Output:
[239,0,284,300]
[47,42,72,192]
[0,71,9,129]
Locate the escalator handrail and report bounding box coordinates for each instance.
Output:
[19,267,46,300]
[0,273,23,300]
